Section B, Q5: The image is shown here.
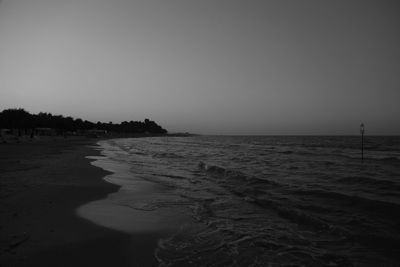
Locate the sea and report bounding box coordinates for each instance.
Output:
[81,135,400,267]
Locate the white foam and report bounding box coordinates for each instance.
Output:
[77,139,192,234]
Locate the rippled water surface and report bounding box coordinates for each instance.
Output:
[97,136,400,266]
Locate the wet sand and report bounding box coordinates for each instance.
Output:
[0,137,161,266]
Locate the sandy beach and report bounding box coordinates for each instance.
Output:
[0,137,161,266]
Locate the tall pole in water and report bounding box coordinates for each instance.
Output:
[360,123,365,161]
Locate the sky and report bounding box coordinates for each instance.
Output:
[0,0,399,135]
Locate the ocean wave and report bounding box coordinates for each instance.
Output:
[198,161,280,185]
[336,176,400,191]
[156,222,354,267]
[152,152,184,159]
[253,197,332,231]
[331,152,400,163]
[279,150,294,154]
[155,225,236,267]
[268,143,400,163]
[290,189,400,219]
[162,174,188,180]
[347,233,400,251]
[130,150,147,156]
[380,156,400,162]
[198,161,227,176]
[197,161,285,205]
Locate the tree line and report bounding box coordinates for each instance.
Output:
[0,108,167,136]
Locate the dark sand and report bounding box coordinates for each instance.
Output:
[0,137,160,266]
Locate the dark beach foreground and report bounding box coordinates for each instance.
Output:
[0,137,160,266]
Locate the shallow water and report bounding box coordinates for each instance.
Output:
[83,136,400,266]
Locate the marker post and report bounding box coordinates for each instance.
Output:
[360,123,365,161]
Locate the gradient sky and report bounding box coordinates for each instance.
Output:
[0,0,399,135]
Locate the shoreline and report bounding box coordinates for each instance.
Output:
[77,138,194,264]
[0,137,139,266]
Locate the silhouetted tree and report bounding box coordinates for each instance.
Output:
[0,108,168,136]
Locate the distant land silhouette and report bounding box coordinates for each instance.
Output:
[0,108,167,137]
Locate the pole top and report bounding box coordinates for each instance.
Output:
[360,123,365,134]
